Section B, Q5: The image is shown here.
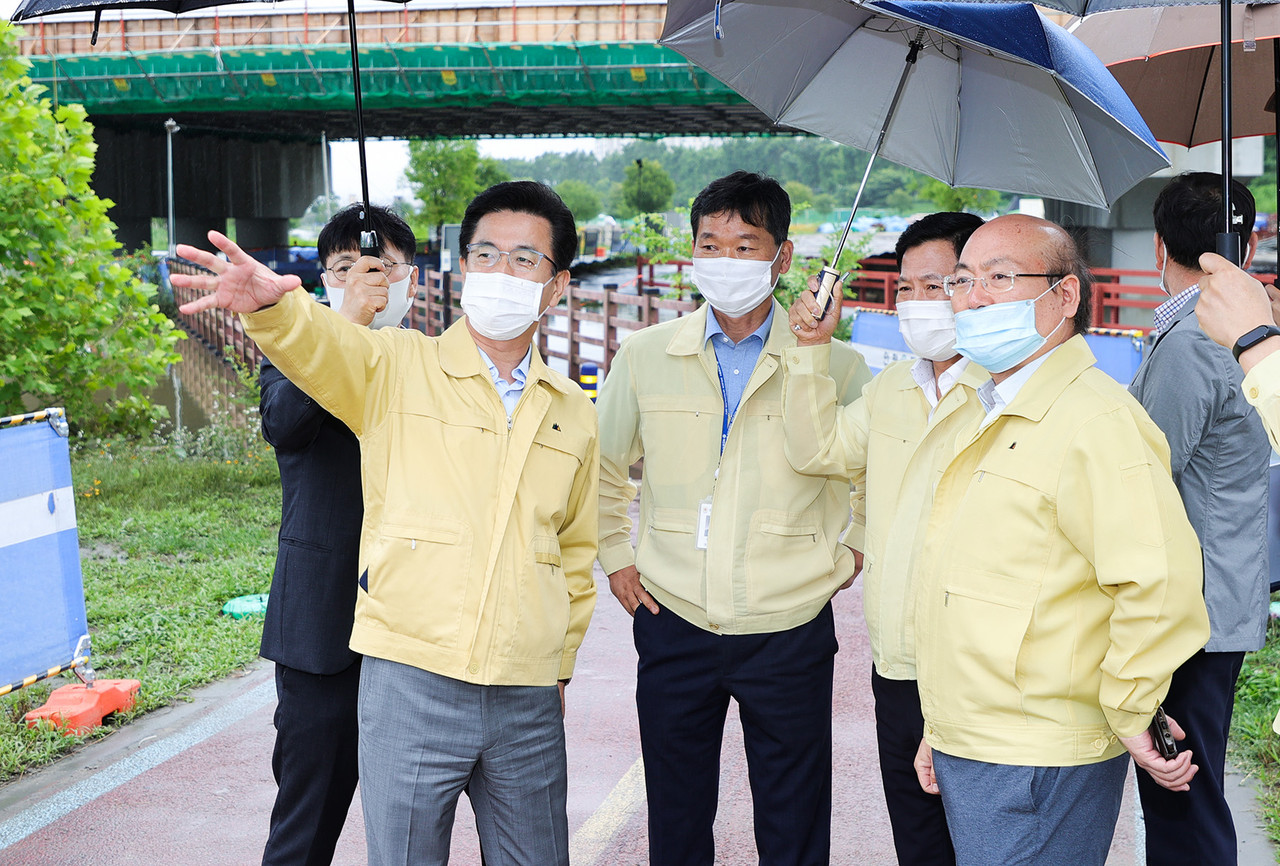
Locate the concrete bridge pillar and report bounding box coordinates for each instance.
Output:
[91,126,326,254]
[233,218,291,250]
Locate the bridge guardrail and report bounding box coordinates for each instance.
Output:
[16,2,666,55]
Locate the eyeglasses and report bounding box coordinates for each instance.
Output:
[465,243,558,275]
[325,258,414,284]
[942,272,1064,297]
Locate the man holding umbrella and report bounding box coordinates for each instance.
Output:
[1128,172,1272,865]
[781,211,986,866]
[595,171,870,866]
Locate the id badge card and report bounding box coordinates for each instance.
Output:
[696,496,712,550]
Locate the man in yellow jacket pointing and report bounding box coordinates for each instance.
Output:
[174,182,598,866]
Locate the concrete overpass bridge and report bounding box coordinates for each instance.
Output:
[12,1,776,249]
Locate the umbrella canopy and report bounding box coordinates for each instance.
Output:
[1073,3,1280,146]
[660,0,1169,210]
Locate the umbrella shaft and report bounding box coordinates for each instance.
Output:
[347,0,371,218]
[828,29,924,268]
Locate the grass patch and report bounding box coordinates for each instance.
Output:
[1232,613,1280,860]
[0,429,280,784]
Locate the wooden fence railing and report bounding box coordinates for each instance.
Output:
[176,256,1280,379]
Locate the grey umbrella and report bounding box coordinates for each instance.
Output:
[661,0,1170,309]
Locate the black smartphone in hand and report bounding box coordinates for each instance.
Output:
[1150,706,1177,760]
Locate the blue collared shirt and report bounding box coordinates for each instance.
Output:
[476,346,532,418]
[705,306,774,421]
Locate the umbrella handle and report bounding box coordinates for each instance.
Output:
[813,267,840,319]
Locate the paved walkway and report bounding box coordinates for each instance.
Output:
[0,568,1274,865]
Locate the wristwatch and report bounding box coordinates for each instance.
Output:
[1232,325,1280,362]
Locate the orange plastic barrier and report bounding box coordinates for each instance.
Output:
[25,679,141,735]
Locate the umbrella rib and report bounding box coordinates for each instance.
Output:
[1189,44,1215,144]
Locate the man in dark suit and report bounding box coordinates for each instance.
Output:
[259,204,418,866]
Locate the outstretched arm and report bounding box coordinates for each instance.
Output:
[173,230,302,315]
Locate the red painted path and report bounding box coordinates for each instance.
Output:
[0,563,1271,865]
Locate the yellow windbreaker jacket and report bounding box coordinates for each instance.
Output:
[913,336,1209,766]
[596,301,872,634]
[243,289,599,685]
[782,347,987,679]
[1244,349,1280,452]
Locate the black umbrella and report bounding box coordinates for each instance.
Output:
[10,0,400,254]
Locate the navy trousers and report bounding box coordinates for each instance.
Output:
[633,603,837,866]
[262,659,362,866]
[871,667,956,866]
[1136,649,1245,866]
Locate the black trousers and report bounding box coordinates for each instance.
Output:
[262,659,362,866]
[871,666,957,866]
[633,603,837,866]
[1135,649,1245,866]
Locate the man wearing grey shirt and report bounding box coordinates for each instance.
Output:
[1128,172,1270,865]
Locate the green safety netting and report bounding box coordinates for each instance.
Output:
[23,41,747,116]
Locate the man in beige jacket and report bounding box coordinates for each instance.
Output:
[783,211,985,866]
[596,171,870,866]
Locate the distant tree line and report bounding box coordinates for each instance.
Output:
[397,136,1017,245]
[494,136,1011,220]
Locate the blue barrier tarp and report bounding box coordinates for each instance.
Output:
[0,415,88,686]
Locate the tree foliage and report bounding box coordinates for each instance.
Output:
[622,158,676,215]
[405,139,482,243]
[556,179,601,224]
[0,25,181,435]
[909,177,1005,215]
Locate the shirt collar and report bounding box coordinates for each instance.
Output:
[910,356,970,410]
[705,306,775,348]
[476,346,532,387]
[1152,283,1200,336]
[978,344,1061,418]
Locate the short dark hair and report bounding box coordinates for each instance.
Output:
[459,181,577,273]
[317,203,416,264]
[1153,172,1256,271]
[895,212,985,266]
[1041,224,1094,336]
[690,171,790,248]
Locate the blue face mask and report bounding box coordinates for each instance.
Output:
[953,281,1065,373]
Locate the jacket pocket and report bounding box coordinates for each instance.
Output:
[745,510,835,612]
[636,507,706,608]
[637,395,720,485]
[934,569,1038,719]
[367,516,473,648]
[504,535,571,661]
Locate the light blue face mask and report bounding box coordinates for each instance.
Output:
[953,280,1065,373]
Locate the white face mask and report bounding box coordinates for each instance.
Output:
[462,270,553,341]
[690,246,782,318]
[897,300,958,361]
[322,272,414,330]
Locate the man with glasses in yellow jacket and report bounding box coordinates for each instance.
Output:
[792,214,1210,866]
[781,211,985,866]
[596,171,871,866]
[174,182,598,866]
